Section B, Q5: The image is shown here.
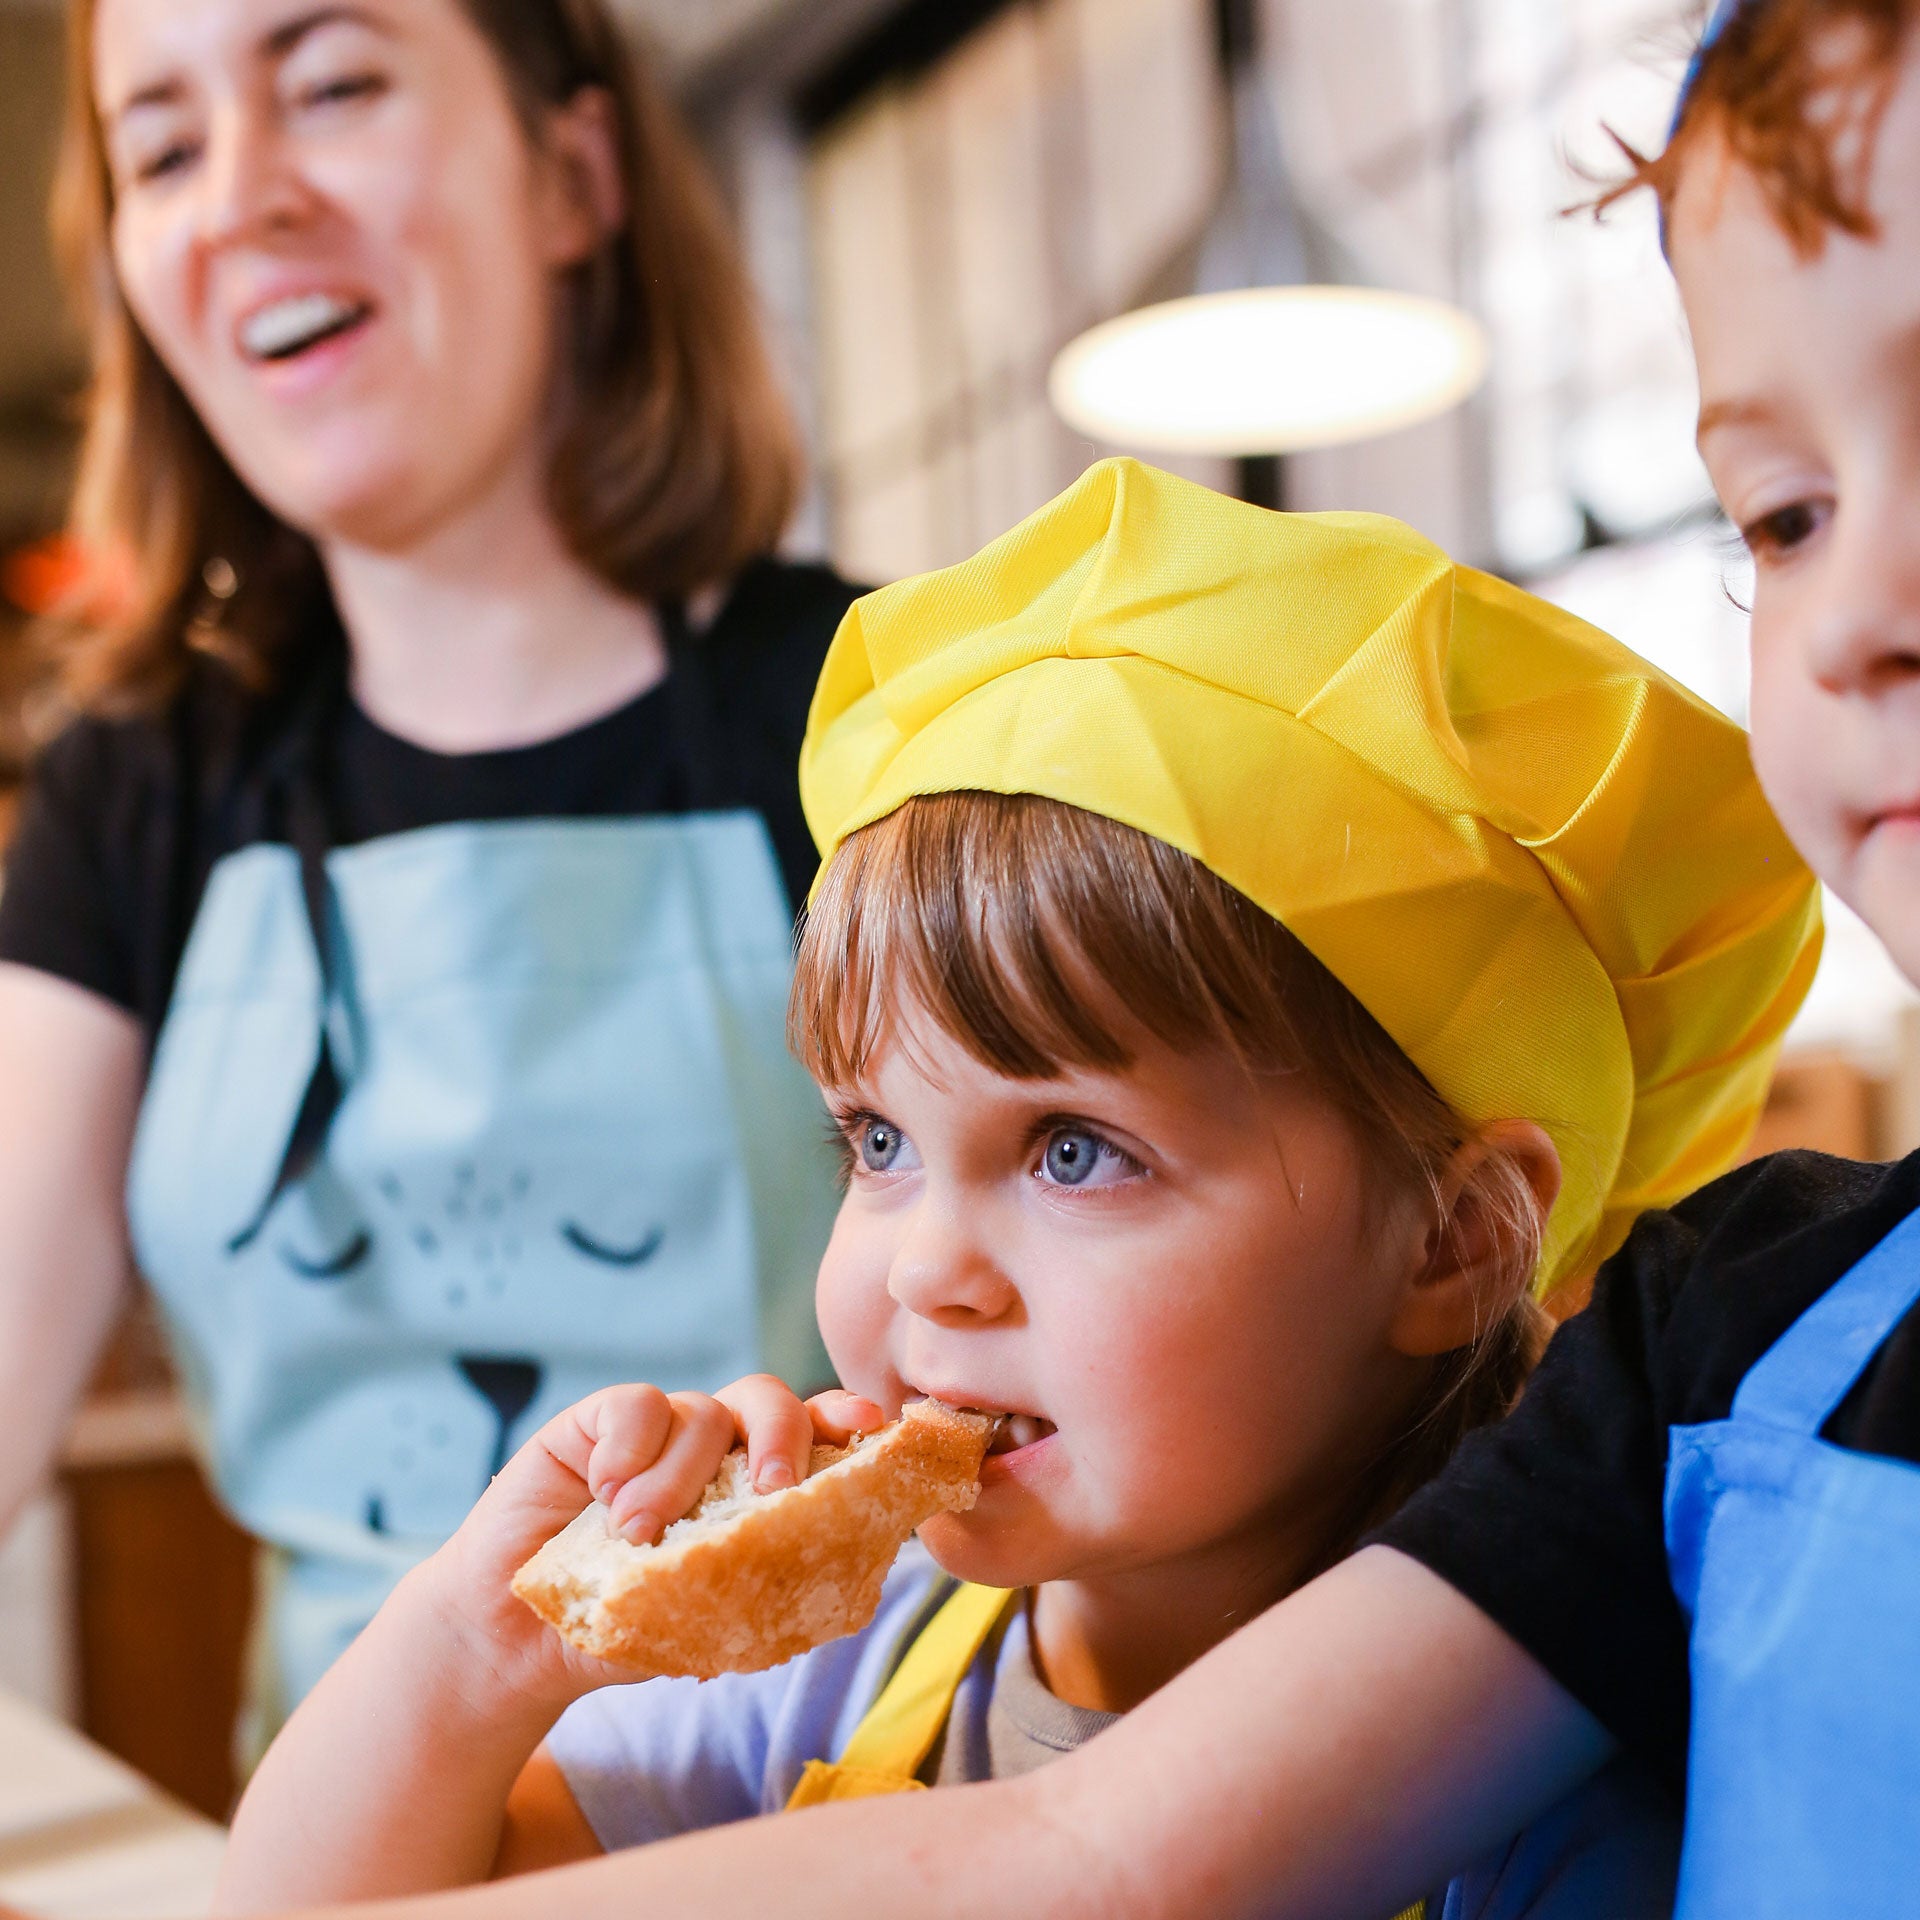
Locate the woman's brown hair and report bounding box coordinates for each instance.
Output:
[792,792,1554,1571]
[50,0,805,712]
[1601,0,1912,254]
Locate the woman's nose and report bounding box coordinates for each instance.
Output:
[192,103,315,250]
[885,1193,1018,1325]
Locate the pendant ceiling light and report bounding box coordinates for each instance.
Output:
[1048,1,1488,458]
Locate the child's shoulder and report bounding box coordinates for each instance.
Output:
[1598,1145,1920,1430]
[544,1542,951,1851]
[1374,1145,1920,1785]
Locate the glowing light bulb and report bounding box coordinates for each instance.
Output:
[1049,286,1489,456]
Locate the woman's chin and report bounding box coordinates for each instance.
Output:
[225,466,418,552]
[224,426,473,554]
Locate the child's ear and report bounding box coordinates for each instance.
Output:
[1385,1121,1561,1359]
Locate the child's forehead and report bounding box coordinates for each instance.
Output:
[1672,49,1920,393]
[1669,14,1918,266]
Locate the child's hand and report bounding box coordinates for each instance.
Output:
[415,1376,885,1706]
[545,1375,885,1546]
[219,1378,879,1911]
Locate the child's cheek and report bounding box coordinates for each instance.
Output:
[812,1203,900,1400]
[1748,638,1844,872]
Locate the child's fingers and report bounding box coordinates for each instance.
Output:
[713,1373,815,1493]
[580,1385,679,1505]
[601,1392,736,1545]
[806,1389,887,1444]
[506,1383,673,1514]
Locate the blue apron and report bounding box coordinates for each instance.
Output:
[124,643,839,1709]
[1665,1204,1920,1913]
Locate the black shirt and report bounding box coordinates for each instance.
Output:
[0,557,858,1035]
[1375,1147,1920,1796]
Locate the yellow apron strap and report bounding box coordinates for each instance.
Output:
[785,1582,1016,1809]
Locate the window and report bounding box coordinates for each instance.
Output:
[803,0,1226,583]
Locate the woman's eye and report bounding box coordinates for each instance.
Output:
[293,70,388,112]
[126,136,199,185]
[1037,1128,1136,1190]
[143,145,193,182]
[856,1118,917,1174]
[1742,499,1827,561]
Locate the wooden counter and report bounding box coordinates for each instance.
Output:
[0,1688,223,1917]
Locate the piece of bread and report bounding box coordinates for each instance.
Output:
[511,1398,994,1677]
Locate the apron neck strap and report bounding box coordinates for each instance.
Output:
[835,1582,1016,1783]
[1733,1204,1920,1434]
[228,647,350,1255]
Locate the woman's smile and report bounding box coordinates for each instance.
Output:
[235,286,375,365]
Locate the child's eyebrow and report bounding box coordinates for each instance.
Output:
[1696,395,1778,447]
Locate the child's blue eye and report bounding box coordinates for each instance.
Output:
[1039,1128,1133,1188]
[859,1119,909,1172]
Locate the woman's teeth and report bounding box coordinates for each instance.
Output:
[988,1414,1053,1455]
[240,293,368,362]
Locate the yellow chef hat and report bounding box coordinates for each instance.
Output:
[801,458,1820,1291]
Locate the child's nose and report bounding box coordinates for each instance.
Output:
[1806,514,1920,697]
[885,1194,1018,1324]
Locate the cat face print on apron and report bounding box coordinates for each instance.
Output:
[126,654,840,1707]
[1665,1203,1920,1916]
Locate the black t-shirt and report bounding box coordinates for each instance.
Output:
[1376,1146,1920,1797]
[0,556,859,1035]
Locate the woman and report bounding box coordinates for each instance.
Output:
[0,0,850,1718]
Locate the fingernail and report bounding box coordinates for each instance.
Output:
[756,1460,795,1493]
[596,1481,621,1506]
[620,1510,657,1545]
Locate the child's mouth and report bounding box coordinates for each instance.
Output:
[987,1413,1056,1455]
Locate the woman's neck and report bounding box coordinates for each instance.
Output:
[322,467,671,756]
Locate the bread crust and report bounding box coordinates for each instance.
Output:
[511,1399,993,1677]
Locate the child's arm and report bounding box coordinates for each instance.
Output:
[492,1746,603,1877]
[301,1545,1606,1920]
[214,1376,879,1913]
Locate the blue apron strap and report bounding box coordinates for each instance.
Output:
[1733,1205,1920,1433]
[227,653,351,1254]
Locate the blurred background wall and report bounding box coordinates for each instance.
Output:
[0,0,1910,1814]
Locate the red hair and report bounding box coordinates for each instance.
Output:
[1603,0,1911,253]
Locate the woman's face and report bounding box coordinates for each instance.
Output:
[92,0,607,552]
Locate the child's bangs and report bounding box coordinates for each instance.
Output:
[790,792,1438,1137]
[792,793,1241,1088]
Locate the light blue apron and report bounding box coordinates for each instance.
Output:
[125,653,838,1710]
[1665,1204,1920,1914]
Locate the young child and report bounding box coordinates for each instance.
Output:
[213,457,1815,1920]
